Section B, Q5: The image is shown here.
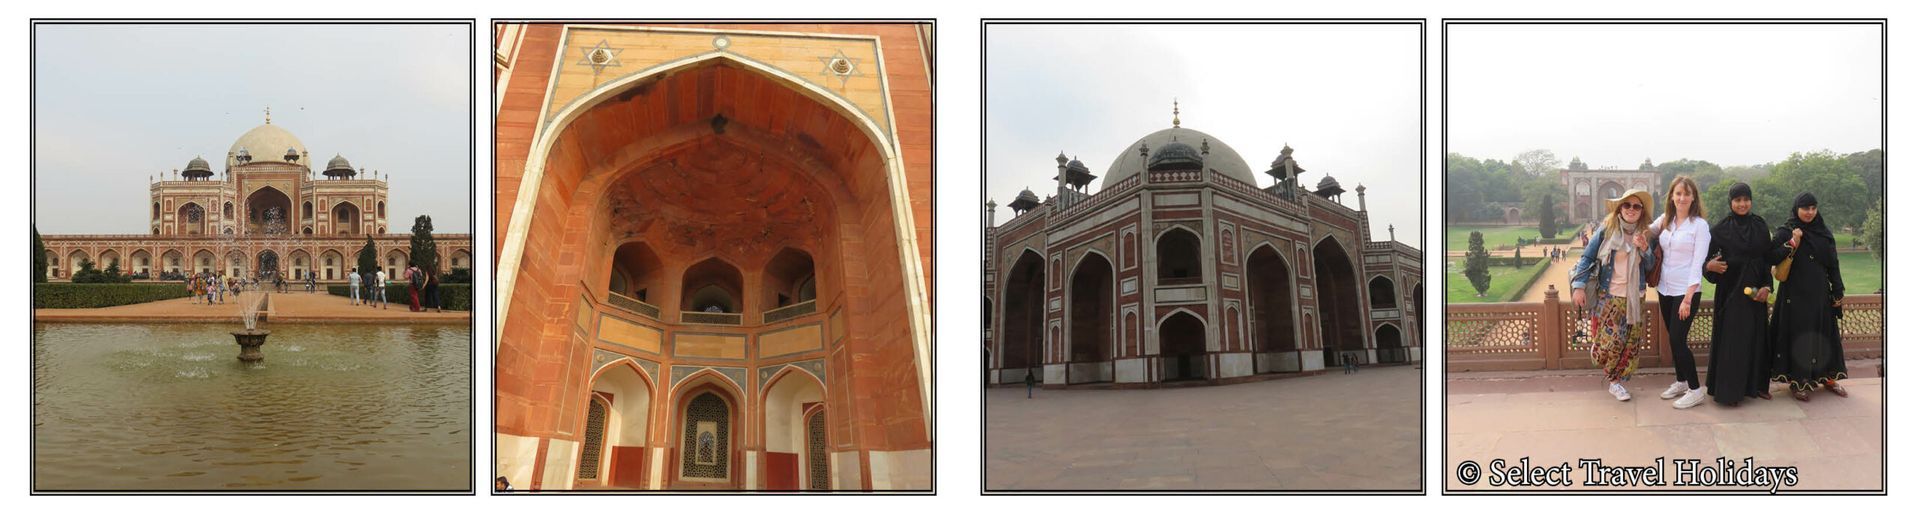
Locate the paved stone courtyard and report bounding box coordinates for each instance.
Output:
[1447,361,1883,491]
[35,289,469,324]
[985,365,1421,491]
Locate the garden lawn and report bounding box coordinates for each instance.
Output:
[1445,258,1541,304]
[1445,225,1547,253]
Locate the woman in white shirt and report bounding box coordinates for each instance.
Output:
[1651,176,1712,409]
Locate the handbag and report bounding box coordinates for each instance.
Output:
[1773,244,1796,283]
[1646,244,1663,288]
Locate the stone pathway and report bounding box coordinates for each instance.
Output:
[35,288,469,324]
[986,365,1421,491]
[1447,362,1882,491]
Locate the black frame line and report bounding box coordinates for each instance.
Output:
[28,18,480,495]
[1437,17,1888,496]
[978,18,1426,496]
[485,18,937,495]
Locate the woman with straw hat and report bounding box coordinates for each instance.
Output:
[1570,188,1657,401]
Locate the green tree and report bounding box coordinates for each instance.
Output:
[72,259,104,283]
[1538,193,1558,238]
[358,235,378,277]
[1755,151,1869,231]
[1512,149,1561,177]
[1863,197,1885,264]
[32,225,46,283]
[409,215,440,277]
[1465,231,1492,297]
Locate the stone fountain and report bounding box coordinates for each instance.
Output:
[233,290,270,362]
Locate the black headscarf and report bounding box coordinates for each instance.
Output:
[1786,192,1835,244]
[1713,182,1766,247]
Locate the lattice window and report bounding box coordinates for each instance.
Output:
[680,392,730,479]
[577,398,608,481]
[807,410,829,490]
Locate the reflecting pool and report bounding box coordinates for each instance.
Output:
[33,323,471,491]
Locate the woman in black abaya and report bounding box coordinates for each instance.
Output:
[1702,182,1773,405]
[1768,192,1848,401]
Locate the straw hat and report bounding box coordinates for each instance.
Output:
[1604,188,1655,216]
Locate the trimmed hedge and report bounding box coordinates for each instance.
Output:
[35,283,192,309]
[327,283,472,311]
[1502,256,1557,302]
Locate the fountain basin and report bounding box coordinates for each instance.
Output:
[232,329,270,362]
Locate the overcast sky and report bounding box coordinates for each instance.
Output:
[1448,24,1881,168]
[34,23,471,234]
[986,24,1423,249]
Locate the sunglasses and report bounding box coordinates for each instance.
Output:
[1621,203,1643,211]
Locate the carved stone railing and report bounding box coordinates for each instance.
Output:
[1146,170,1202,184]
[763,300,817,324]
[682,311,743,326]
[607,291,659,320]
[1055,175,1141,221]
[1448,288,1884,372]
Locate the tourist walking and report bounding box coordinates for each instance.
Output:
[423,270,442,313]
[306,272,316,293]
[1769,192,1848,402]
[406,264,424,312]
[1703,182,1774,406]
[348,267,362,305]
[1569,188,1656,401]
[374,268,389,309]
[1650,176,1711,409]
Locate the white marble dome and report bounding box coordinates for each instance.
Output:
[1101,126,1256,189]
[227,123,307,167]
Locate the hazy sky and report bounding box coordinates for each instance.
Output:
[986,24,1423,249]
[34,23,472,234]
[1448,24,1881,168]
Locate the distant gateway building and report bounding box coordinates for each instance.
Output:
[984,108,1423,385]
[39,114,472,281]
[1561,157,1659,223]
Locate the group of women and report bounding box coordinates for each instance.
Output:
[1569,177,1849,407]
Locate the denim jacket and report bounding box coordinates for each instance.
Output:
[1568,228,1656,298]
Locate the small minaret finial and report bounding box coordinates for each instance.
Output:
[264,105,271,124]
[1172,98,1181,127]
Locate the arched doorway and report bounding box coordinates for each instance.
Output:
[681,258,743,320]
[177,203,207,235]
[1067,252,1114,383]
[192,249,215,274]
[578,361,653,489]
[333,202,362,235]
[606,241,663,305]
[130,249,152,276]
[1411,283,1424,349]
[1247,244,1298,373]
[161,249,182,274]
[1314,238,1365,369]
[762,369,826,490]
[1156,227,1203,285]
[97,249,121,272]
[1001,250,1046,382]
[258,250,279,280]
[762,248,818,315]
[1159,311,1207,381]
[385,249,408,279]
[66,249,89,276]
[319,250,343,280]
[494,54,930,490]
[226,250,248,278]
[674,383,740,489]
[289,250,311,280]
[1369,276,1397,310]
[1375,324,1406,364]
[245,186,293,235]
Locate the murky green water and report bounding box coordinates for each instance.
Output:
[33,323,471,491]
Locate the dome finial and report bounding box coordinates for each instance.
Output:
[1171,98,1181,128]
[264,105,271,124]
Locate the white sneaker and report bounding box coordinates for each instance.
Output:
[1609,382,1631,401]
[1660,381,1689,399]
[1673,388,1706,409]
